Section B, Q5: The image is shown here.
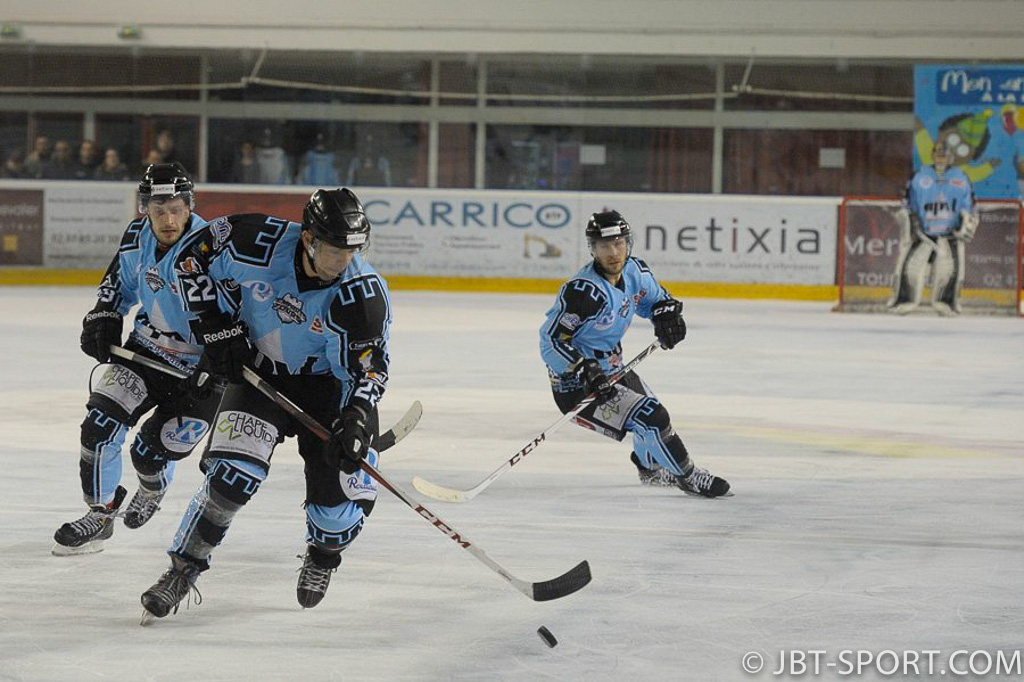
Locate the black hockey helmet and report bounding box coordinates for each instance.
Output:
[585,210,633,249]
[138,162,194,212]
[302,188,370,251]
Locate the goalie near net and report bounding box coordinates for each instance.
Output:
[835,197,1024,316]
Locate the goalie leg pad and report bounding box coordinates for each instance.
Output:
[627,398,691,476]
[169,458,265,571]
[891,238,935,308]
[79,407,129,506]
[930,237,965,311]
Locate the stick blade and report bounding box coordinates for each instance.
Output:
[531,560,592,602]
[374,401,423,452]
[411,475,471,503]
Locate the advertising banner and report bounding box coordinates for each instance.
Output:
[581,195,838,285]
[0,188,44,266]
[1,181,841,286]
[44,182,136,268]
[914,65,1024,200]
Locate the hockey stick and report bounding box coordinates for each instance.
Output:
[108,345,422,454]
[238,365,591,602]
[412,341,660,503]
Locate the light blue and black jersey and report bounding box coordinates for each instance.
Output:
[196,213,391,416]
[540,257,670,392]
[904,166,975,238]
[91,212,211,370]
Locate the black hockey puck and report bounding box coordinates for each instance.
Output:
[537,626,558,648]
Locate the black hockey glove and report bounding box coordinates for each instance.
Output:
[573,358,616,401]
[324,406,371,474]
[651,298,686,350]
[80,310,123,363]
[194,319,253,385]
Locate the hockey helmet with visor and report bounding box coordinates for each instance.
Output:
[138,162,194,214]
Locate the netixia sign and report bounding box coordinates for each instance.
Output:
[586,194,837,285]
[361,189,837,284]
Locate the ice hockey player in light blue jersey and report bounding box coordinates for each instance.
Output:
[889,139,979,315]
[540,210,730,498]
[52,163,225,556]
[141,187,392,619]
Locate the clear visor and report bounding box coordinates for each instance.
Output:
[589,234,633,251]
[139,191,194,214]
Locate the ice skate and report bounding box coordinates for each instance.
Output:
[296,546,341,609]
[630,452,677,487]
[122,486,166,529]
[677,464,732,498]
[52,486,127,556]
[141,554,202,622]
[932,301,958,317]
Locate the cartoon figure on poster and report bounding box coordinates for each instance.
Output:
[914,65,1024,200]
[1000,103,1024,198]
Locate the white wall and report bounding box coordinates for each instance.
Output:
[5,0,1024,59]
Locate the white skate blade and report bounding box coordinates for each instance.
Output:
[140,610,156,626]
[51,539,107,556]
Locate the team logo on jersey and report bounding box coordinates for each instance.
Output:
[209,216,233,247]
[144,267,165,292]
[918,176,934,189]
[632,289,647,307]
[175,256,202,275]
[273,293,306,324]
[951,177,966,188]
[618,298,631,318]
[594,309,617,330]
[310,316,323,334]
[248,281,273,302]
[559,312,581,330]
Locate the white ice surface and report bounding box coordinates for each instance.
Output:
[0,288,1022,682]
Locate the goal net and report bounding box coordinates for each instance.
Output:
[835,197,1023,316]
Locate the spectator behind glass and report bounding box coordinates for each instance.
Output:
[1,149,29,178]
[345,133,392,187]
[255,127,292,184]
[231,141,261,184]
[40,140,78,180]
[24,135,52,178]
[137,148,164,178]
[73,139,100,179]
[154,128,177,164]
[297,133,340,185]
[94,148,131,181]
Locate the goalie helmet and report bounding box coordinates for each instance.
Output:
[585,210,633,249]
[302,188,370,252]
[138,162,194,212]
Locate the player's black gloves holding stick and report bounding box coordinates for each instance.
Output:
[80,310,123,363]
[573,358,616,401]
[651,298,686,349]
[324,405,371,473]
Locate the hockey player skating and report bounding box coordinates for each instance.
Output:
[539,210,730,498]
[889,140,979,316]
[53,163,227,556]
[140,188,392,619]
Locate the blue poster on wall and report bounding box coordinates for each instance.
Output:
[914,65,1024,199]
